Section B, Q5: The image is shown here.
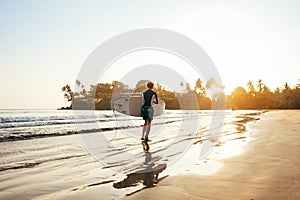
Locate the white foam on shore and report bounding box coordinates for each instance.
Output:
[0,109,264,199]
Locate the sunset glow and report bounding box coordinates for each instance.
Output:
[0,0,299,108]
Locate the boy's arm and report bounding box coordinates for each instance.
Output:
[153,93,158,104]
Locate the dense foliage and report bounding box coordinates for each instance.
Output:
[227,80,300,109]
[61,79,300,110]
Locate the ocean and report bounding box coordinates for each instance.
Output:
[0,109,263,199]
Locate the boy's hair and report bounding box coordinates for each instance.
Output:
[147,82,154,89]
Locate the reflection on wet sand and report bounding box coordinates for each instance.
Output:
[0,110,271,199]
[113,147,167,189]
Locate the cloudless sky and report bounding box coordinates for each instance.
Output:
[0,0,299,109]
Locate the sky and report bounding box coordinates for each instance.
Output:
[0,0,299,109]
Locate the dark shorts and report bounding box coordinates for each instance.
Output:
[141,106,154,121]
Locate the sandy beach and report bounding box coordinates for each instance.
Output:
[1,110,299,200]
[125,110,300,200]
[2,1,300,199]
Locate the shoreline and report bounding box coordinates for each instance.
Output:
[1,110,299,199]
[124,110,300,200]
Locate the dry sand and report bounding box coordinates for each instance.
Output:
[125,110,300,200]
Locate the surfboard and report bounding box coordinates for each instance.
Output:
[113,94,165,117]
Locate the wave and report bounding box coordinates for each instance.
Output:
[0,119,180,143]
[0,110,264,144]
[0,109,206,124]
[0,114,110,123]
[0,119,115,129]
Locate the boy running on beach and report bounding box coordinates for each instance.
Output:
[141,82,158,142]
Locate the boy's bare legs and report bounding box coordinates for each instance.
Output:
[142,120,148,139]
[145,121,151,141]
[142,120,151,140]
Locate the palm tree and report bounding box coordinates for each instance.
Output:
[194,78,206,96]
[257,79,263,93]
[247,81,255,96]
[62,84,73,101]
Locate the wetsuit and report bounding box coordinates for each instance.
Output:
[141,90,158,121]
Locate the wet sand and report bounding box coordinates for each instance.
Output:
[125,110,300,200]
[1,110,299,199]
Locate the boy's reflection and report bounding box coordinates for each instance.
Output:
[113,149,167,189]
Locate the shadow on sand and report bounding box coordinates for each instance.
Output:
[113,142,167,189]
